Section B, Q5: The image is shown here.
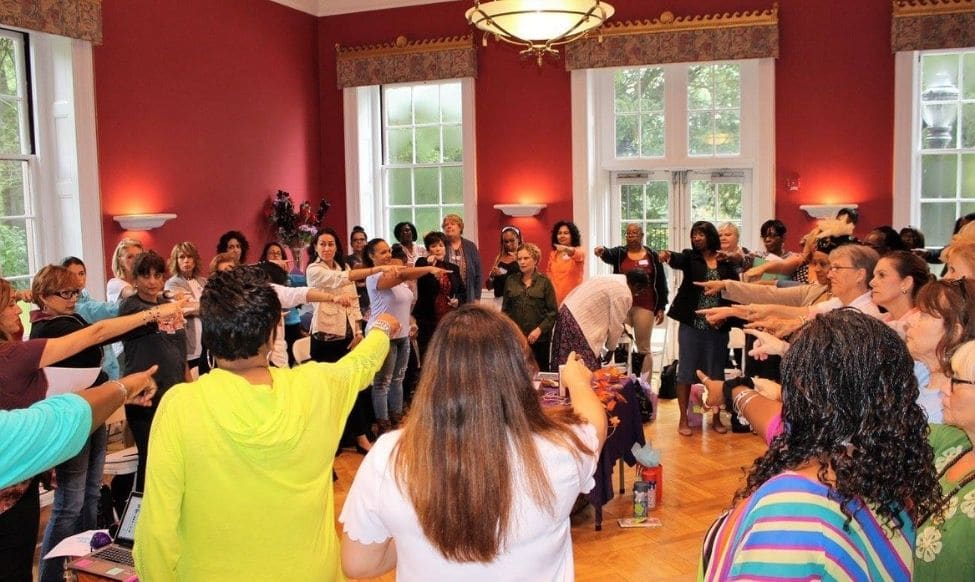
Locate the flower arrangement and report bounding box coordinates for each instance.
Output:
[266,190,330,248]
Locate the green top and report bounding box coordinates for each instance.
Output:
[914,424,975,581]
[133,331,389,582]
[502,271,558,341]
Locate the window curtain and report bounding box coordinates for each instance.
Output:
[336,35,476,89]
[0,0,101,44]
[564,6,778,70]
[891,0,975,52]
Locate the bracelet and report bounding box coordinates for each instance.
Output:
[107,380,128,401]
[722,376,755,409]
[141,307,161,325]
[371,319,393,336]
[736,392,758,423]
[731,389,753,415]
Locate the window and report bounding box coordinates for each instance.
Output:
[894,47,975,248]
[687,63,741,157]
[344,79,477,243]
[915,49,975,247]
[383,81,464,235]
[0,28,36,289]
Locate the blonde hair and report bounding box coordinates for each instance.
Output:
[111,237,144,279]
[168,241,201,278]
[952,340,975,385]
[442,213,464,232]
[517,242,542,264]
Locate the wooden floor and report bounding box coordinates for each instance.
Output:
[34,397,766,580]
[332,398,767,582]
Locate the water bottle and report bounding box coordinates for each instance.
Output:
[633,481,650,518]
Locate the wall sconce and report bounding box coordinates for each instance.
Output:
[493,203,547,217]
[785,173,800,192]
[799,204,857,219]
[113,213,177,231]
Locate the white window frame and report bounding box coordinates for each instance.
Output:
[0,27,104,293]
[343,78,478,242]
[572,58,775,274]
[893,48,975,243]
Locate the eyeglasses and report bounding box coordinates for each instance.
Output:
[950,377,975,392]
[51,289,81,300]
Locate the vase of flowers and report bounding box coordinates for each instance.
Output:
[266,190,330,272]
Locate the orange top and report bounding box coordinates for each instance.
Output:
[547,248,585,306]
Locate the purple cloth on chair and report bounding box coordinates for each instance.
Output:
[587,378,646,529]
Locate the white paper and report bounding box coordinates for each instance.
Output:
[44,367,100,397]
[43,529,108,559]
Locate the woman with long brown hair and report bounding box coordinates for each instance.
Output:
[340,305,606,580]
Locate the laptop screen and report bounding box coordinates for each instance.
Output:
[116,492,143,545]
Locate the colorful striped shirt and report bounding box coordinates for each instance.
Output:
[700,472,914,581]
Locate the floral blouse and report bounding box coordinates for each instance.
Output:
[914,424,975,581]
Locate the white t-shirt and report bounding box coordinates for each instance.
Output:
[340,424,599,581]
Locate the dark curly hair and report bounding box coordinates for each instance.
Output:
[216,230,250,263]
[735,309,941,530]
[550,221,581,248]
[201,266,281,361]
[132,250,167,278]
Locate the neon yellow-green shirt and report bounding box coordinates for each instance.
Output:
[134,331,389,581]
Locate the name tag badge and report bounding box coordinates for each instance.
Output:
[638,259,649,266]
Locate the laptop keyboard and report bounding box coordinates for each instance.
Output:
[92,546,134,567]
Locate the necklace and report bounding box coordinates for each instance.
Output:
[919,447,975,524]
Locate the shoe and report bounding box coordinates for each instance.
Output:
[712,424,728,434]
[678,425,692,436]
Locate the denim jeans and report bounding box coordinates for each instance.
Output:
[38,424,107,582]
[371,337,409,421]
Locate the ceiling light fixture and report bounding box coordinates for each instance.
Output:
[465,0,615,66]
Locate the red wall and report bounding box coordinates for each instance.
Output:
[94,0,321,272]
[317,0,896,268]
[93,0,897,278]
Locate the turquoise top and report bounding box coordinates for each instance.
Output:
[0,394,91,489]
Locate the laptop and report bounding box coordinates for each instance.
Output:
[68,492,142,581]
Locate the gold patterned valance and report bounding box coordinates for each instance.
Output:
[565,5,778,70]
[892,0,975,52]
[0,0,101,44]
[336,35,476,89]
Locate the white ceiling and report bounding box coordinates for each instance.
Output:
[270,0,452,17]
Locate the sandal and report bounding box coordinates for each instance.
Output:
[678,425,693,436]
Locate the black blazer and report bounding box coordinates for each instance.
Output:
[665,249,739,331]
[412,257,465,324]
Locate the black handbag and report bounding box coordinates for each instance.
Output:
[658,359,678,399]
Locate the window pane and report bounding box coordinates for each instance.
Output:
[965,53,975,100]
[921,154,958,199]
[442,166,463,204]
[962,103,975,149]
[688,65,713,110]
[0,37,17,96]
[644,181,668,220]
[616,114,638,157]
[414,85,440,125]
[415,167,439,204]
[615,69,640,113]
[386,87,412,126]
[715,111,741,155]
[962,201,975,217]
[415,126,440,164]
[388,168,412,205]
[441,83,462,123]
[690,181,717,221]
[963,154,975,199]
[640,68,664,111]
[921,54,959,94]
[0,159,28,216]
[0,97,24,155]
[688,111,713,156]
[443,206,463,220]
[717,184,743,221]
[415,207,441,235]
[0,218,30,278]
[621,185,643,220]
[443,125,463,162]
[389,208,413,232]
[387,128,413,163]
[645,224,668,250]
[714,65,741,109]
[920,202,958,247]
[640,113,664,157]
